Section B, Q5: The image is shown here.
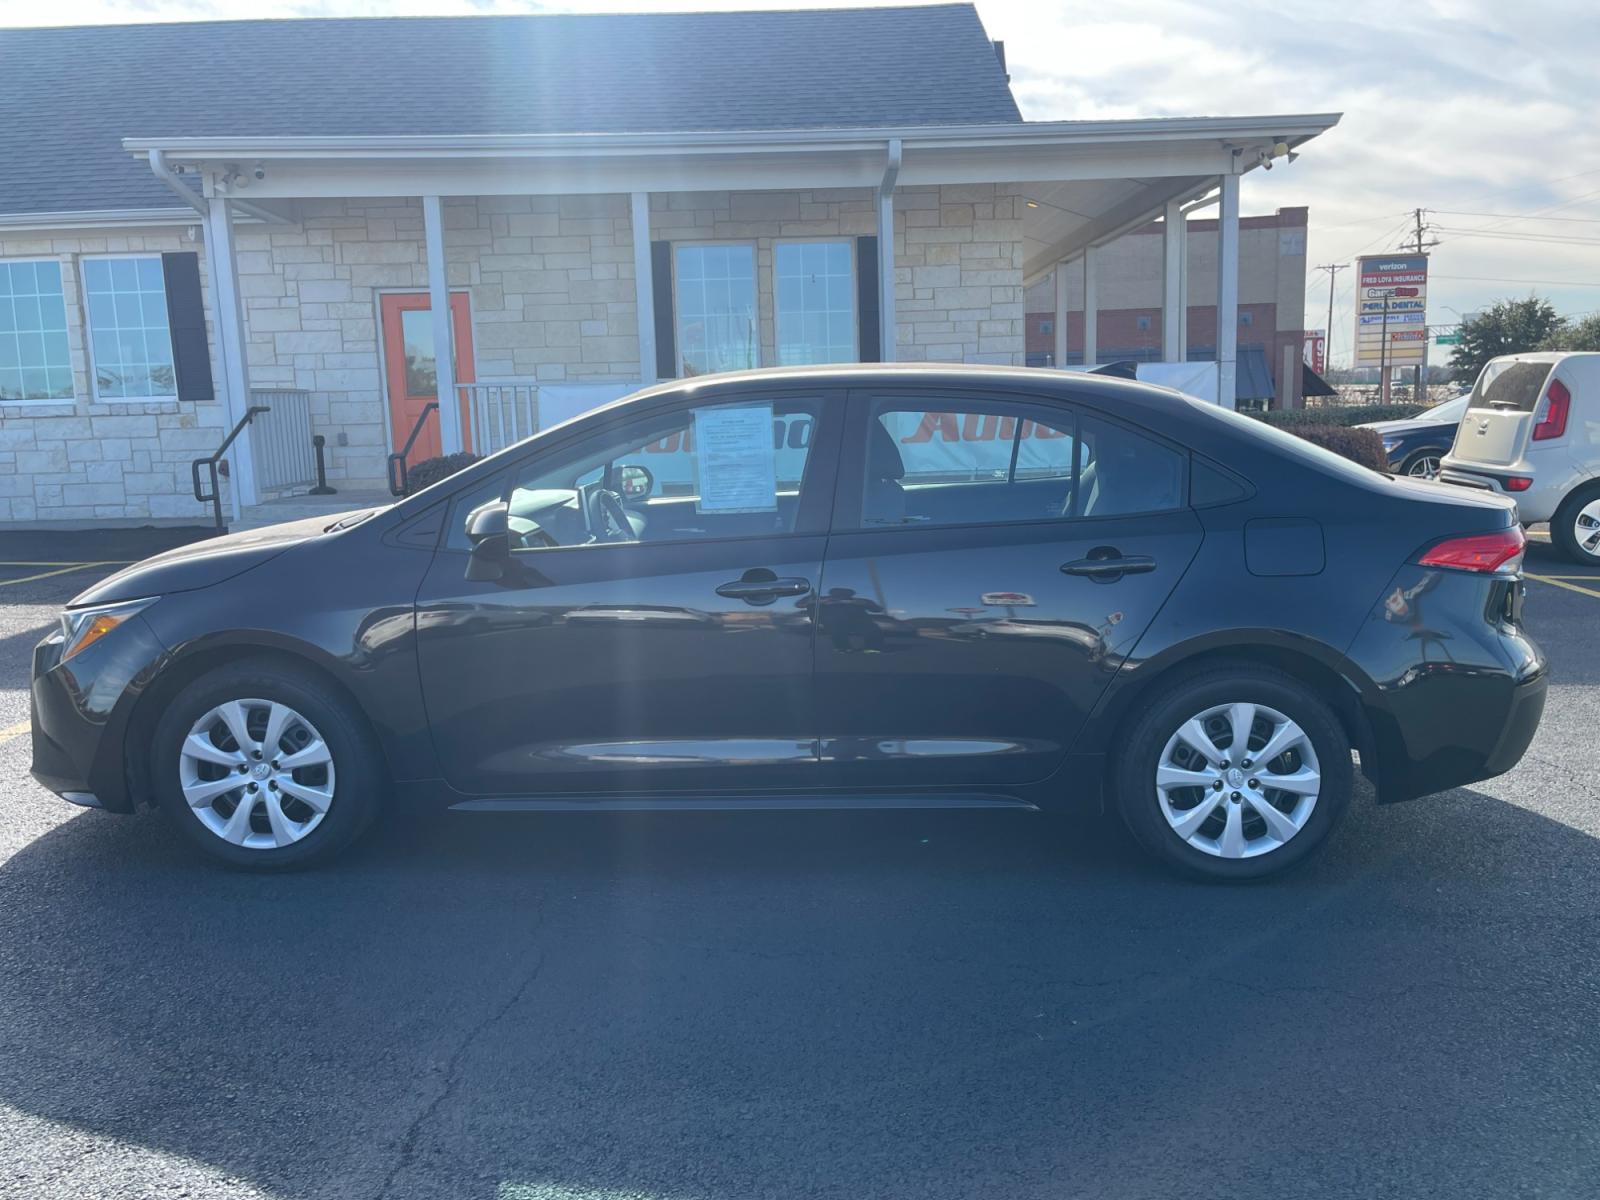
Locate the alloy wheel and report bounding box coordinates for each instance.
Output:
[1574,498,1600,559]
[1155,701,1321,859]
[178,698,337,850]
[1407,455,1441,480]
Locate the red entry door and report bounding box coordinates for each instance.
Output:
[381,292,475,460]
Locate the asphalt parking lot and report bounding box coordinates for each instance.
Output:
[2,532,1599,1200]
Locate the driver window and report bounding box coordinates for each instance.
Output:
[458,398,823,552]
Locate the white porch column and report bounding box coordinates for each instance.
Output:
[422,195,461,453]
[1082,247,1099,367]
[1052,262,1069,368]
[1162,199,1184,361]
[1215,173,1240,410]
[631,192,656,384]
[877,137,901,361]
[202,196,257,516]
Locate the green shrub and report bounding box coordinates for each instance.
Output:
[1257,404,1424,429]
[1290,425,1391,472]
[405,452,480,494]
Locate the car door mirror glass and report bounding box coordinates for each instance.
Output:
[617,463,654,501]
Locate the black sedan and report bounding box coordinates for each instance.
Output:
[1363,393,1470,479]
[30,366,1546,880]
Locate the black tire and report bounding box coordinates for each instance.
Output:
[1551,481,1600,566]
[151,658,383,869]
[1113,666,1353,882]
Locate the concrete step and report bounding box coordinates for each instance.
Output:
[232,489,394,532]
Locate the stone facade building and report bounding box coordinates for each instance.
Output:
[0,5,1335,527]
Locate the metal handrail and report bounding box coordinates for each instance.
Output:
[386,402,439,496]
[192,405,270,532]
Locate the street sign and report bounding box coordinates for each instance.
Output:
[1435,333,1463,345]
[1354,254,1429,368]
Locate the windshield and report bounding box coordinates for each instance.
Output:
[1427,394,1470,423]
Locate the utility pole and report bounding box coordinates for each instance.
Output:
[1405,208,1439,405]
[1315,263,1347,371]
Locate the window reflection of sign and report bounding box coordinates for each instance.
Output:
[981,592,1035,607]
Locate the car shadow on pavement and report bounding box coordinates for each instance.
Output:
[2,787,1598,1199]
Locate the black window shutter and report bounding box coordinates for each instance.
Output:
[650,241,676,379]
[856,236,881,362]
[161,252,214,403]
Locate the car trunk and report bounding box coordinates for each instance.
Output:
[1450,359,1552,468]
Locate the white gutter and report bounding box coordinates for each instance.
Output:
[0,207,196,231]
[148,149,208,214]
[123,113,1341,162]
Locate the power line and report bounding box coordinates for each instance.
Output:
[1432,210,1600,225]
[1433,228,1600,247]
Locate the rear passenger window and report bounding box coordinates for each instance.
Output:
[860,398,1184,529]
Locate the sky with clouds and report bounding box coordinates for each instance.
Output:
[4,0,1596,366]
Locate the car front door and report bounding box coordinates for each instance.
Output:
[415,389,841,797]
[815,388,1203,790]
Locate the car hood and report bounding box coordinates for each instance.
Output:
[70,508,383,607]
[1360,415,1451,436]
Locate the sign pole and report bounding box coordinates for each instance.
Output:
[1379,294,1391,404]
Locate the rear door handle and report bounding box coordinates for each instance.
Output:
[1061,554,1156,579]
[716,577,812,603]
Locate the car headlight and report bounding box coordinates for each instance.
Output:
[59,597,158,662]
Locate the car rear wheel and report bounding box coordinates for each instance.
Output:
[1551,482,1600,565]
[1113,667,1353,881]
[1403,451,1443,480]
[152,659,382,869]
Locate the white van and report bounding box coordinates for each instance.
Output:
[1439,351,1600,563]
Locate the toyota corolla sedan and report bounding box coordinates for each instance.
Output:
[30,366,1547,880]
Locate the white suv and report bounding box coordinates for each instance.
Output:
[1440,351,1600,564]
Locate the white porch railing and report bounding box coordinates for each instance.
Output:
[462,382,540,455]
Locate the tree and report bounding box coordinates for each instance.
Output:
[1448,297,1565,382]
[1542,313,1600,353]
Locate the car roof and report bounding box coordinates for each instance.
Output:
[594,363,1203,426]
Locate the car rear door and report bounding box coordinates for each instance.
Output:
[813,387,1204,790]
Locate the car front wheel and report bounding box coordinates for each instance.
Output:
[151,658,382,869]
[1113,667,1353,881]
[1551,482,1600,565]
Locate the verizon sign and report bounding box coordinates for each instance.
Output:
[1354,254,1428,368]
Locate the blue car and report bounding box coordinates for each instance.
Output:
[1362,394,1470,479]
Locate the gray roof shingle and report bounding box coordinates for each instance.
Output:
[0,4,1021,216]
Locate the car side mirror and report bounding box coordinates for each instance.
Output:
[617,463,654,501]
[463,501,510,582]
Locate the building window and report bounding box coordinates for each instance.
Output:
[1038,319,1054,335]
[0,259,73,402]
[774,241,855,365]
[1239,311,1254,327]
[1136,315,1152,332]
[83,256,176,400]
[674,244,757,376]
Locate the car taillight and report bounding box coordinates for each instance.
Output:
[1419,526,1526,574]
[1532,379,1570,441]
[1503,476,1533,492]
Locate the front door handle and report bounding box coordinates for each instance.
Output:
[716,575,812,604]
[1061,553,1156,580]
